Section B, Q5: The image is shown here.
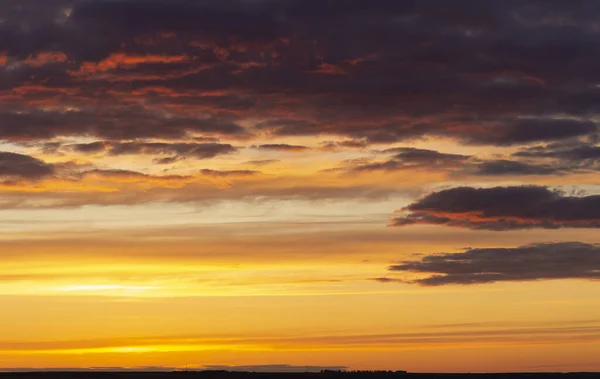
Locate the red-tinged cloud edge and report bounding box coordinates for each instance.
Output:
[391,186,600,230]
[1,0,600,147]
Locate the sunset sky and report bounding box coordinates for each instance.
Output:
[1,0,600,373]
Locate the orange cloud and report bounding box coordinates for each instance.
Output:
[24,52,68,67]
[73,53,191,76]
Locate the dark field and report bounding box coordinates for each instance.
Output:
[1,371,599,379]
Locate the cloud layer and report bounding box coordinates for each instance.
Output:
[386,242,600,286]
[1,0,600,209]
[2,0,600,145]
[392,186,600,230]
[0,152,54,180]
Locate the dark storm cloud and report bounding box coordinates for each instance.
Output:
[392,186,600,230]
[0,152,54,179]
[387,242,600,286]
[3,0,600,145]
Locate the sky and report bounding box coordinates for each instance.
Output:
[1,0,600,373]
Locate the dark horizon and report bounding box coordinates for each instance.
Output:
[1,369,599,376]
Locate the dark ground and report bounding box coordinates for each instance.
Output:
[1,371,599,379]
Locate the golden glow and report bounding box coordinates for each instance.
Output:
[0,134,599,372]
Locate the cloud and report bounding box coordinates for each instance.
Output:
[387,242,600,285]
[330,147,589,177]
[371,277,404,284]
[0,110,249,141]
[0,173,399,210]
[464,118,598,146]
[348,148,470,172]
[68,141,107,154]
[245,159,280,166]
[469,160,567,176]
[153,156,183,165]
[80,169,191,182]
[515,141,600,165]
[321,140,368,150]
[392,186,600,230]
[3,1,600,145]
[0,152,54,180]
[4,321,600,353]
[110,142,237,159]
[386,148,470,163]
[252,144,309,152]
[199,169,259,177]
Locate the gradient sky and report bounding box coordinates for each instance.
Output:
[1,0,600,373]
